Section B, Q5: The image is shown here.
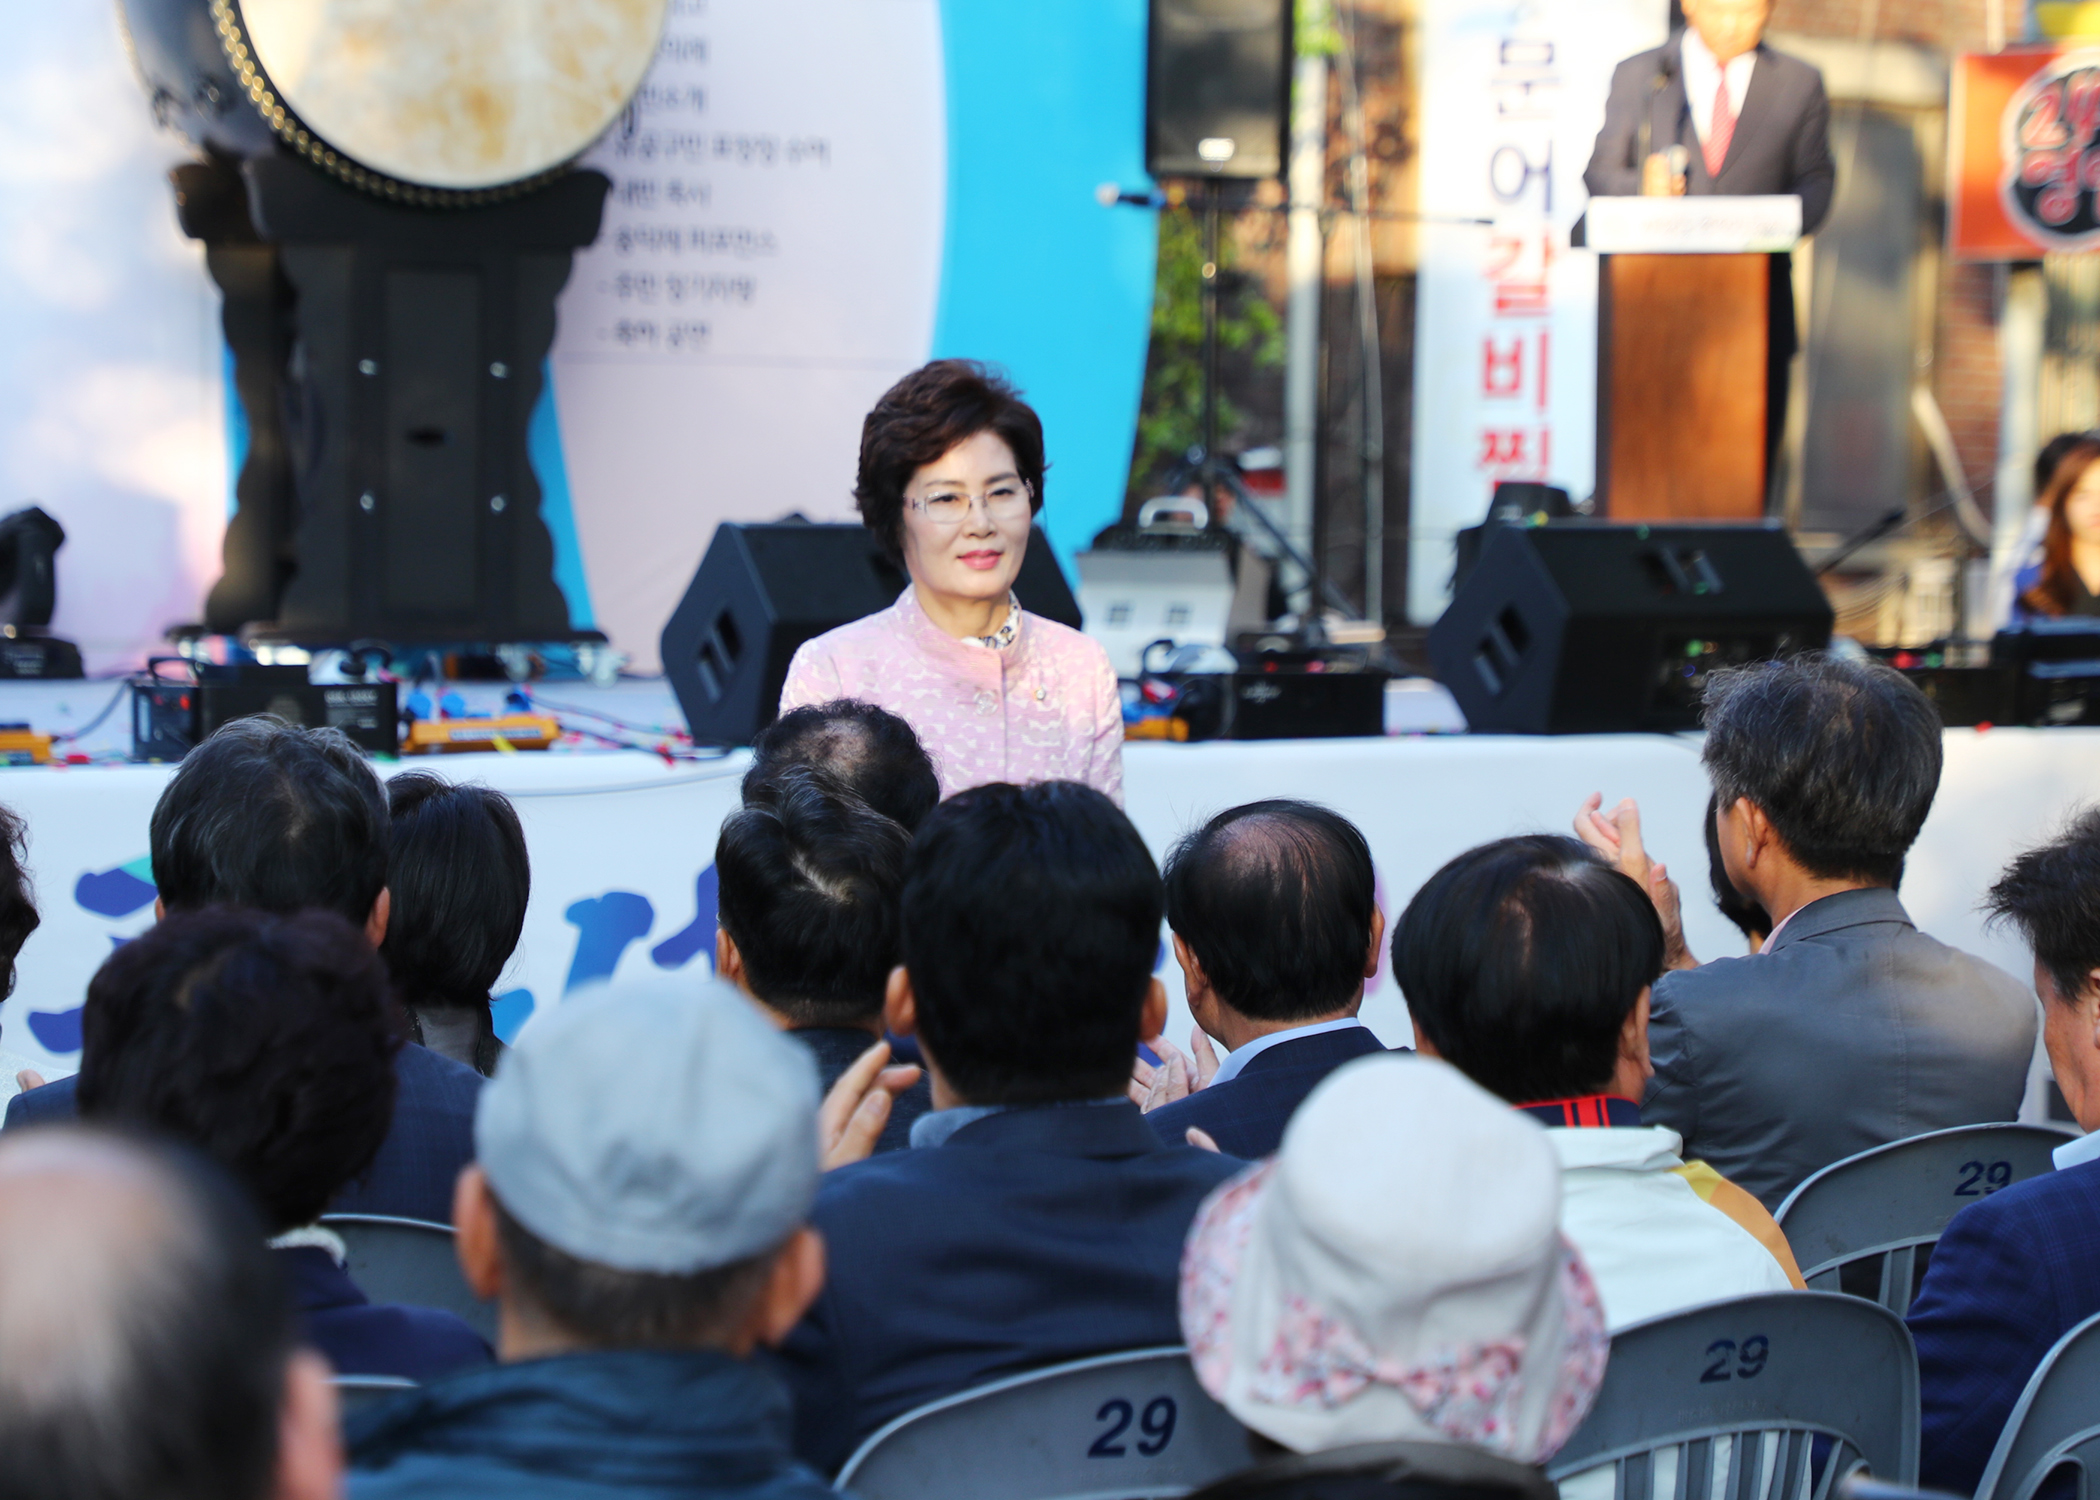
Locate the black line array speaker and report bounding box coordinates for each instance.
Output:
[1146,0,1292,180]
[1427,524,1834,734]
[662,522,1084,747]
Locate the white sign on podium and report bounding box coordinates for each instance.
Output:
[1584,194,1803,254]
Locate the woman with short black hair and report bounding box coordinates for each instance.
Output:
[380,773,530,1077]
[778,359,1124,803]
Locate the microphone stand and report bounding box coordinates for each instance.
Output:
[1200,177,1222,532]
[1638,54,1676,190]
[1814,508,1908,577]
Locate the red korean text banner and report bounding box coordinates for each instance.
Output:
[1948,46,2100,259]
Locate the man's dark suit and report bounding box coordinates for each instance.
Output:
[1583,35,1835,232]
[1583,32,1836,463]
[5,1042,482,1224]
[790,1026,931,1156]
[774,1100,1243,1475]
[1645,887,2036,1211]
[1144,1026,1390,1159]
[1907,1157,2100,1495]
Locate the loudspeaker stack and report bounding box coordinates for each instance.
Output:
[1146,0,1293,180]
[1428,524,1834,734]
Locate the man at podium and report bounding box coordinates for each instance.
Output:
[1584,0,1833,223]
[1584,0,1834,473]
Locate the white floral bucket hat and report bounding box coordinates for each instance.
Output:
[1179,1054,1608,1462]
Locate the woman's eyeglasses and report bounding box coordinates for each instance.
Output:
[907,481,1033,529]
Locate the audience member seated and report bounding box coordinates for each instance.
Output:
[1395,834,1800,1329]
[1135,800,1389,1157]
[716,764,930,1153]
[1703,792,1771,952]
[1908,810,2100,1496]
[744,698,942,830]
[350,979,835,1500]
[381,771,530,1076]
[78,906,490,1382]
[5,717,482,1224]
[0,802,44,1094]
[0,1126,341,1500]
[1575,655,2036,1208]
[1179,1054,1607,1465]
[776,780,1243,1474]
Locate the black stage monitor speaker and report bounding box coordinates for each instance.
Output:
[662,522,1083,747]
[1428,524,1833,734]
[1147,0,1291,180]
[1992,621,2100,725]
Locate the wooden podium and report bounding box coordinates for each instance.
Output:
[1587,196,1802,522]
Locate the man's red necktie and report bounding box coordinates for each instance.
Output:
[1705,76,1736,179]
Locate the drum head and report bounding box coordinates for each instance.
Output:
[214,0,667,202]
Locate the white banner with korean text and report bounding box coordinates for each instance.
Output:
[1407,0,1670,622]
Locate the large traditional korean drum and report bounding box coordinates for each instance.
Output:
[118,0,668,204]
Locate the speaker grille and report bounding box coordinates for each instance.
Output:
[1147,0,1291,179]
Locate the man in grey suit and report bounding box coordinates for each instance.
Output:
[1579,655,2037,1211]
[1583,0,1835,468]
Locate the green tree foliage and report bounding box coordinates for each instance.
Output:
[1128,207,1284,503]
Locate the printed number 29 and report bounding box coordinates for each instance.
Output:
[1700,1336,1770,1383]
[1955,1161,2013,1197]
[1090,1397,1178,1458]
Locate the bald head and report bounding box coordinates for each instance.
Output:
[1163,800,1379,1025]
[0,1133,202,1411]
[745,700,940,831]
[0,1128,310,1500]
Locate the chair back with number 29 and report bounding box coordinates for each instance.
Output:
[833,1346,1249,1500]
[1775,1124,2071,1313]
[1546,1292,1919,1500]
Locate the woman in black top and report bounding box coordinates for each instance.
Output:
[380,773,530,1076]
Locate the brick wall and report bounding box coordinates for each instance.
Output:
[1937,262,2004,499]
[1770,0,1994,49]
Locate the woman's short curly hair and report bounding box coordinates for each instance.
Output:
[854,360,1046,567]
[76,906,405,1233]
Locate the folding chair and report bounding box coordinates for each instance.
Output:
[1775,1125,2072,1314]
[1974,1309,2100,1500]
[332,1374,416,1418]
[320,1213,496,1343]
[1187,1439,1556,1500]
[833,1346,1251,1500]
[1546,1292,1919,1500]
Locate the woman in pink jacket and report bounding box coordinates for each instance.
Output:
[778,361,1125,804]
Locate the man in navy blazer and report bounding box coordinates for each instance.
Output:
[775,782,1243,1476]
[1137,801,1391,1159]
[1908,811,2100,1496]
[2,716,480,1225]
